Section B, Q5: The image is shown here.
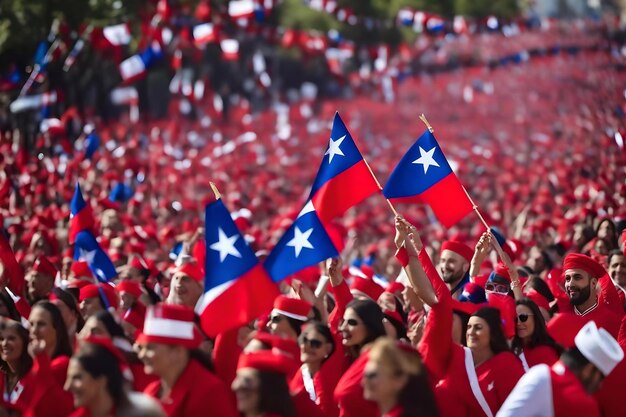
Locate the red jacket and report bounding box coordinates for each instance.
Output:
[0,353,74,417]
[143,358,238,417]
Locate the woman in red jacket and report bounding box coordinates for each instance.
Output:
[511,297,561,370]
[66,336,165,417]
[327,258,387,417]
[137,304,238,417]
[290,321,341,417]
[363,337,439,417]
[232,351,296,417]
[0,319,73,417]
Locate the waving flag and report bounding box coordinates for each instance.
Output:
[308,112,379,222]
[383,130,473,227]
[196,199,278,337]
[74,231,117,282]
[264,201,339,282]
[69,183,95,244]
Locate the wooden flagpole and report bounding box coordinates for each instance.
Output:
[209,182,222,200]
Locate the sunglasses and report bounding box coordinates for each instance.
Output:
[301,336,324,349]
[516,313,534,323]
[343,318,360,327]
[269,315,283,324]
[485,282,509,295]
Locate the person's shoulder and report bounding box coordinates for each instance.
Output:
[117,392,166,417]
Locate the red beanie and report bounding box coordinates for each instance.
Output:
[563,253,606,279]
[350,277,384,301]
[441,241,473,263]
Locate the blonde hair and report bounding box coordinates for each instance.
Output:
[368,337,422,376]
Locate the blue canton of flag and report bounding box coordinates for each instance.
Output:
[73,231,117,282]
[264,201,339,282]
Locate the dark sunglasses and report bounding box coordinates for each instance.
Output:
[343,318,360,327]
[485,282,509,295]
[516,313,534,323]
[269,315,284,324]
[301,336,324,349]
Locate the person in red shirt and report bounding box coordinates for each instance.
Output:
[395,217,525,417]
[66,336,165,417]
[547,253,623,348]
[511,298,561,370]
[137,304,238,417]
[0,319,73,417]
[232,351,297,417]
[327,257,387,417]
[497,321,624,417]
[290,321,341,417]
[363,337,439,417]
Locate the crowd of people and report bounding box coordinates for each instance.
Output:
[0,2,625,416]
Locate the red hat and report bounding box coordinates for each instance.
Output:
[525,290,550,312]
[272,295,312,321]
[253,332,300,360]
[563,253,606,279]
[450,299,482,316]
[441,241,473,263]
[136,304,202,349]
[350,277,384,301]
[174,262,204,283]
[237,351,293,374]
[116,280,143,298]
[128,255,148,270]
[71,261,92,279]
[82,336,126,365]
[79,284,119,309]
[493,263,511,282]
[383,309,404,325]
[32,256,57,277]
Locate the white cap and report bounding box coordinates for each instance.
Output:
[574,321,624,376]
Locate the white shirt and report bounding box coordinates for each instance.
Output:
[496,364,554,417]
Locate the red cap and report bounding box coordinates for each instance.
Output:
[493,263,511,282]
[563,253,606,279]
[350,277,384,301]
[385,281,405,295]
[71,261,92,279]
[272,295,312,321]
[174,262,204,282]
[525,290,550,312]
[237,351,293,374]
[253,332,300,360]
[116,280,142,298]
[441,241,473,263]
[32,256,57,277]
[79,283,119,309]
[136,304,202,349]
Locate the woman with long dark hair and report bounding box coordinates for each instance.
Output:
[0,320,73,416]
[363,337,439,417]
[290,321,341,417]
[511,297,561,370]
[50,287,85,348]
[66,337,165,417]
[327,258,387,417]
[232,351,296,417]
[394,217,524,417]
[28,301,73,386]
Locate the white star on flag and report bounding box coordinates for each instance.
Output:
[78,248,97,265]
[210,228,242,262]
[324,135,346,164]
[286,226,314,257]
[412,146,440,174]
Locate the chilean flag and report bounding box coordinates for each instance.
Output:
[308,112,380,223]
[69,182,95,244]
[196,199,278,337]
[73,231,117,282]
[383,130,474,228]
[264,201,339,282]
